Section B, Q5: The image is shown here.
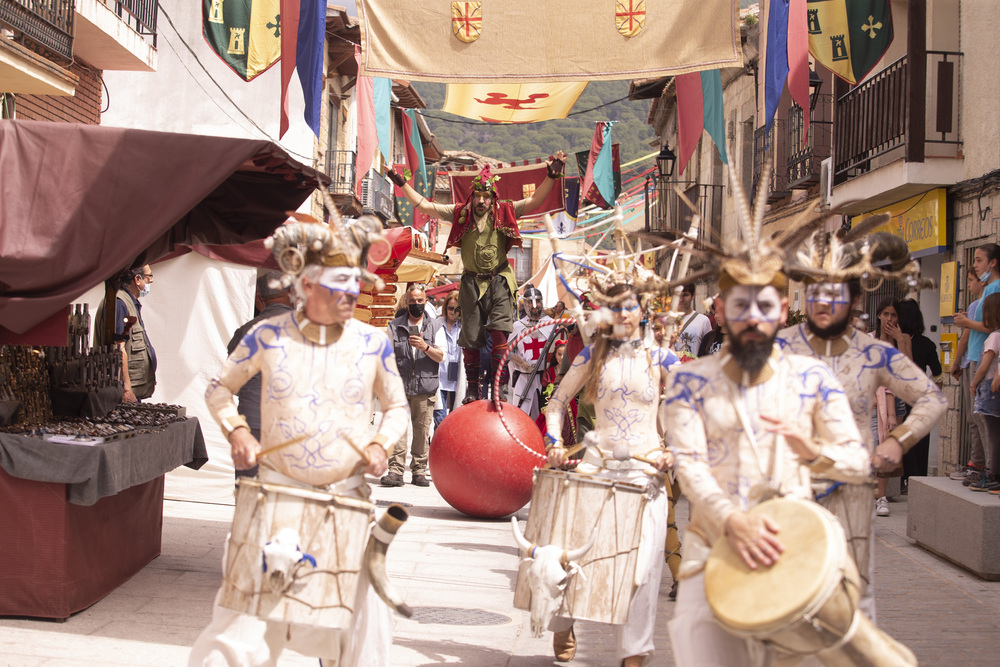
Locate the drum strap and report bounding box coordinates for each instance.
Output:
[259,467,366,496]
[727,370,787,498]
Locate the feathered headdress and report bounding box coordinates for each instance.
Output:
[786,217,933,291]
[263,212,389,292]
[638,161,829,294]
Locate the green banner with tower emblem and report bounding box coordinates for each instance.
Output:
[203,0,282,81]
[807,0,893,85]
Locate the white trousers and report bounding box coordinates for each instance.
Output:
[668,571,771,667]
[550,473,668,665]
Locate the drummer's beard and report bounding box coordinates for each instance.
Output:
[806,307,851,339]
[726,324,776,375]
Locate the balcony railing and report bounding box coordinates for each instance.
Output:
[834,51,961,180]
[105,0,157,45]
[325,150,356,197]
[786,94,833,188]
[0,0,75,60]
[752,119,791,203]
[644,178,726,246]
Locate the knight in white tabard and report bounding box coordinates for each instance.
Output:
[777,227,947,621]
[190,215,410,667]
[508,286,556,418]
[541,270,680,667]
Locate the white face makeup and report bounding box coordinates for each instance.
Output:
[723,285,783,324]
[318,266,361,297]
[610,297,641,339]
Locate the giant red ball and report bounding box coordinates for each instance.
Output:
[429,400,545,518]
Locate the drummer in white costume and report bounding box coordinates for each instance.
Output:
[777,229,946,621]
[546,276,680,667]
[190,215,410,667]
[658,168,877,666]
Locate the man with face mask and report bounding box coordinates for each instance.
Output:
[382,285,444,487]
[192,217,410,667]
[94,263,157,402]
[390,155,566,402]
[776,232,947,621]
[508,286,555,418]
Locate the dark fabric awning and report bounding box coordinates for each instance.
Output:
[0,120,327,334]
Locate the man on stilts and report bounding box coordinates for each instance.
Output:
[389,153,566,401]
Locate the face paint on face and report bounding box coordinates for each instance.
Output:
[804,282,854,338]
[723,285,783,324]
[318,267,361,298]
[610,298,641,340]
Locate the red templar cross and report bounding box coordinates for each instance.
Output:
[523,336,548,361]
[455,3,482,39]
[616,0,645,33]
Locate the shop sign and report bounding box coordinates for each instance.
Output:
[851,188,947,258]
[939,260,958,318]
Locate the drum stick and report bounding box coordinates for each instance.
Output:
[257,432,310,457]
[343,434,373,464]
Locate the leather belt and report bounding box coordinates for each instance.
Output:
[465,260,509,280]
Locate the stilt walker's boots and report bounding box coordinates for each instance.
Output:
[553,627,576,662]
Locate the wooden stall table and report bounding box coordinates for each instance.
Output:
[0,418,207,620]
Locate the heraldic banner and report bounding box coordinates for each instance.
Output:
[442,83,588,123]
[356,0,742,82]
[450,163,565,218]
[203,0,282,81]
[807,0,893,85]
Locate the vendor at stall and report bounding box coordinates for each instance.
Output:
[94,264,157,402]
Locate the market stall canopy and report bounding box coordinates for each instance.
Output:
[0,120,327,335]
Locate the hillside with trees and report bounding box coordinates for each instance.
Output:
[412,81,659,170]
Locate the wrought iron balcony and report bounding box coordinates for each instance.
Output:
[106,0,157,45]
[786,94,833,189]
[325,150,356,197]
[752,119,791,203]
[644,177,726,246]
[0,0,75,60]
[834,51,961,181]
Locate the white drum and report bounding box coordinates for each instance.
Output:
[513,468,648,624]
[218,478,373,631]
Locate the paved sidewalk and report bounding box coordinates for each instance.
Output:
[1,480,997,666]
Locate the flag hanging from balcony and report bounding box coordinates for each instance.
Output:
[279,0,325,137]
[574,144,621,210]
[393,111,433,230]
[355,0,742,82]
[374,78,393,163]
[676,69,728,175]
[354,47,377,195]
[203,0,281,81]
[807,0,893,85]
[581,122,615,209]
[761,0,810,146]
[442,83,588,123]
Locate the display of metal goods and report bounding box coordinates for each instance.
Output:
[0,345,53,426]
[103,405,185,427]
[44,304,123,393]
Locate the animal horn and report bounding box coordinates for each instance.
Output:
[511,517,534,554]
[365,504,413,618]
[565,525,599,563]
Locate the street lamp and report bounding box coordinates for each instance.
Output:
[809,67,823,111]
[656,145,676,182]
